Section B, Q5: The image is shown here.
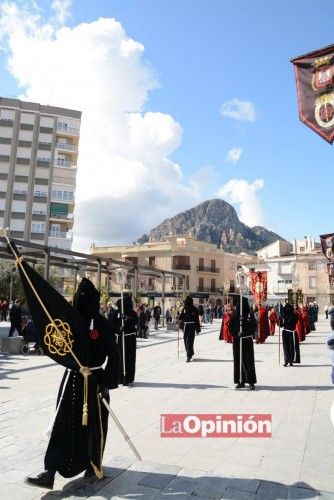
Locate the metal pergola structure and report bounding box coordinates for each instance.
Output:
[0,236,186,326]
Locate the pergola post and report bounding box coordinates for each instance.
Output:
[96,258,102,291]
[44,248,50,281]
[74,267,78,292]
[161,272,166,327]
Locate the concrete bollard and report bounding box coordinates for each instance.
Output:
[0,336,25,354]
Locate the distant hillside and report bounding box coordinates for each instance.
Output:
[137,199,284,254]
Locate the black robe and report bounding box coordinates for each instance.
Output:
[231,299,257,385]
[178,297,201,359]
[110,297,137,385]
[282,304,301,364]
[45,314,119,478]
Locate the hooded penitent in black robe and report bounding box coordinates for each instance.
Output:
[231,296,257,385]
[7,243,119,480]
[178,295,201,360]
[282,303,300,365]
[110,296,137,385]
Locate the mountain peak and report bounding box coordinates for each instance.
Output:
[137,198,283,254]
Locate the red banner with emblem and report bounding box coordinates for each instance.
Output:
[291,44,334,143]
[249,272,267,305]
[320,233,334,261]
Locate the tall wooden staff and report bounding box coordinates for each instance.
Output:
[115,268,128,380]
[278,302,281,365]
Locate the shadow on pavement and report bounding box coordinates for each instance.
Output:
[256,385,333,391]
[39,466,323,499]
[133,381,227,389]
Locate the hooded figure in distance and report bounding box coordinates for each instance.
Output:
[110,296,138,386]
[178,295,201,362]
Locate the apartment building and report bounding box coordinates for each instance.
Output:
[245,237,332,309]
[0,97,81,250]
[90,234,254,306]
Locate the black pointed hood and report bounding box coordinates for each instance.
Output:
[73,278,100,321]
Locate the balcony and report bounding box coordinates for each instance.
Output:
[49,230,73,239]
[34,191,48,198]
[54,159,77,169]
[197,266,220,273]
[197,287,223,293]
[13,189,28,196]
[55,142,78,153]
[50,212,73,220]
[51,192,75,203]
[172,264,191,270]
[57,124,80,136]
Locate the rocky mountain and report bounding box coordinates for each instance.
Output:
[137,199,284,254]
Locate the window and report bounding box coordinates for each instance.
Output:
[199,258,204,270]
[211,260,216,272]
[173,255,190,270]
[148,278,155,290]
[198,277,204,291]
[149,256,156,267]
[34,190,47,198]
[309,276,317,289]
[308,261,316,270]
[300,246,305,252]
[211,278,216,291]
[230,261,236,270]
[31,222,45,234]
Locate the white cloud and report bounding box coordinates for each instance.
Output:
[217,178,264,227]
[51,0,72,25]
[220,98,257,122]
[226,147,242,164]
[0,1,204,250]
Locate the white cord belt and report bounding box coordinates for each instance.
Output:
[116,332,136,337]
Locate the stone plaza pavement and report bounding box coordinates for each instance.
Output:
[0,317,334,499]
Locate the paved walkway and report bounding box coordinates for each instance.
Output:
[0,318,333,499]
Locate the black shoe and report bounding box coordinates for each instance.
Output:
[249,384,255,390]
[289,363,293,366]
[235,383,245,389]
[25,471,55,490]
[283,363,288,367]
[186,358,191,363]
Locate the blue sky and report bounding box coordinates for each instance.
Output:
[0,0,333,249]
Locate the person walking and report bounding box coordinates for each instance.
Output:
[325,304,329,319]
[1,299,9,321]
[111,296,137,386]
[178,295,201,362]
[153,303,162,330]
[282,302,300,367]
[25,277,119,489]
[8,299,22,337]
[328,301,334,331]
